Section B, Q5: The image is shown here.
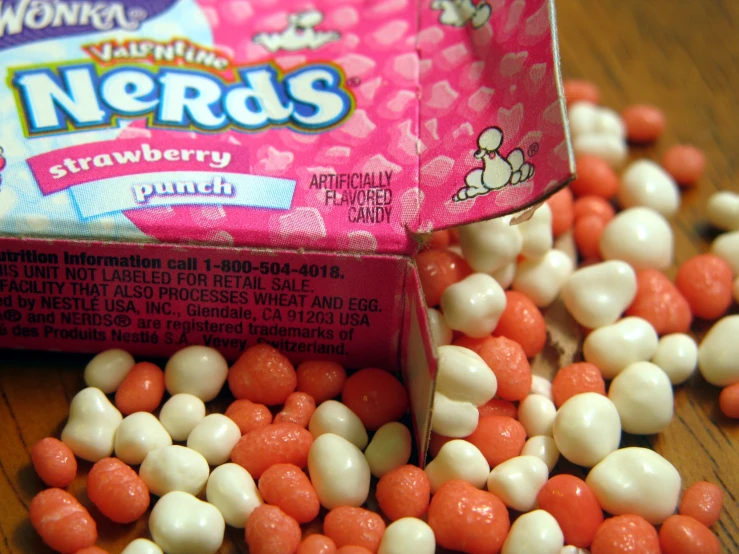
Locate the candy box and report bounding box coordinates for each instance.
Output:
[0,0,573,461]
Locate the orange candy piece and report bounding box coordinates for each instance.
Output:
[274,392,316,428]
[493,291,547,358]
[573,195,616,223]
[427,229,452,249]
[115,361,165,415]
[659,515,720,554]
[428,480,510,554]
[574,215,607,260]
[336,547,373,554]
[225,399,272,434]
[455,336,531,401]
[258,463,320,524]
[229,343,297,405]
[297,360,347,404]
[231,423,313,479]
[537,474,604,547]
[570,155,619,199]
[298,534,338,554]
[719,382,739,419]
[621,105,666,144]
[245,504,302,554]
[323,506,386,553]
[564,79,600,106]
[625,269,692,335]
[30,488,98,554]
[376,464,431,521]
[466,415,526,468]
[477,398,517,419]
[87,457,150,524]
[591,514,660,554]
[31,437,77,488]
[341,368,408,430]
[661,145,705,187]
[675,254,733,320]
[547,186,575,237]
[415,248,472,307]
[552,362,606,408]
[679,481,723,527]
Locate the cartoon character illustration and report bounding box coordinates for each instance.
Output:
[453,127,535,202]
[253,10,340,53]
[431,0,492,29]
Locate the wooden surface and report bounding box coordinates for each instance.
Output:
[2,1,739,552]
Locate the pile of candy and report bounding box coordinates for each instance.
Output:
[26,78,739,554]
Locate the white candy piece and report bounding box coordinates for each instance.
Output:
[573,133,627,169]
[491,261,517,289]
[458,216,523,273]
[424,439,489,493]
[651,333,698,385]
[115,412,173,465]
[518,394,556,437]
[698,315,739,386]
[149,491,225,554]
[586,447,681,524]
[517,202,553,260]
[608,362,674,435]
[594,107,626,138]
[159,393,206,442]
[436,345,497,405]
[121,539,164,554]
[427,308,453,347]
[531,375,553,400]
[378,518,436,554]
[600,207,673,270]
[706,191,739,231]
[618,160,680,217]
[561,546,590,554]
[140,445,210,497]
[711,231,739,276]
[554,230,578,266]
[309,400,369,450]
[61,387,123,462]
[441,273,506,338]
[486,455,549,512]
[583,317,659,379]
[513,249,574,308]
[206,463,263,528]
[568,102,598,136]
[165,345,228,402]
[187,414,241,466]
[430,392,479,438]
[561,261,637,329]
[308,433,370,509]
[364,422,412,478]
[502,509,564,554]
[521,435,560,472]
[553,393,621,468]
[84,349,135,393]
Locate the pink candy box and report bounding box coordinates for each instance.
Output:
[0,0,573,460]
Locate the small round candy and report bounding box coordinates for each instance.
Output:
[297,360,347,404]
[87,457,150,524]
[229,344,297,405]
[115,361,165,415]
[245,504,301,554]
[591,515,660,554]
[675,254,733,320]
[165,345,228,402]
[258,463,320,524]
[564,79,600,106]
[83,349,134,393]
[324,506,386,553]
[661,145,705,187]
[428,480,510,554]
[570,155,619,199]
[231,423,313,479]
[537,474,604,548]
[659,515,720,554]
[415,248,472,307]
[31,437,77,488]
[342,368,408,431]
[466,415,526,468]
[376,465,431,521]
[274,392,316,428]
[552,362,606,408]
[493,291,547,358]
[427,230,452,249]
[679,481,723,527]
[158,393,206,441]
[626,269,692,335]
[574,215,607,260]
[573,195,616,222]
[298,535,338,554]
[547,186,575,238]
[720,382,739,418]
[477,398,518,419]
[30,488,98,553]
[621,105,665,144]
[225,398,272,435]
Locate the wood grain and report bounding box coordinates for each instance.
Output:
[2,0,739,552]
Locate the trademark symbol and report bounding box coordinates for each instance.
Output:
[527,142,540,157]
[347,77,361,86]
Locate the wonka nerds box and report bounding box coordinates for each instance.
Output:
[0,0,573,459]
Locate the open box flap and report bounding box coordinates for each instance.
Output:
[414,0,575,233]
